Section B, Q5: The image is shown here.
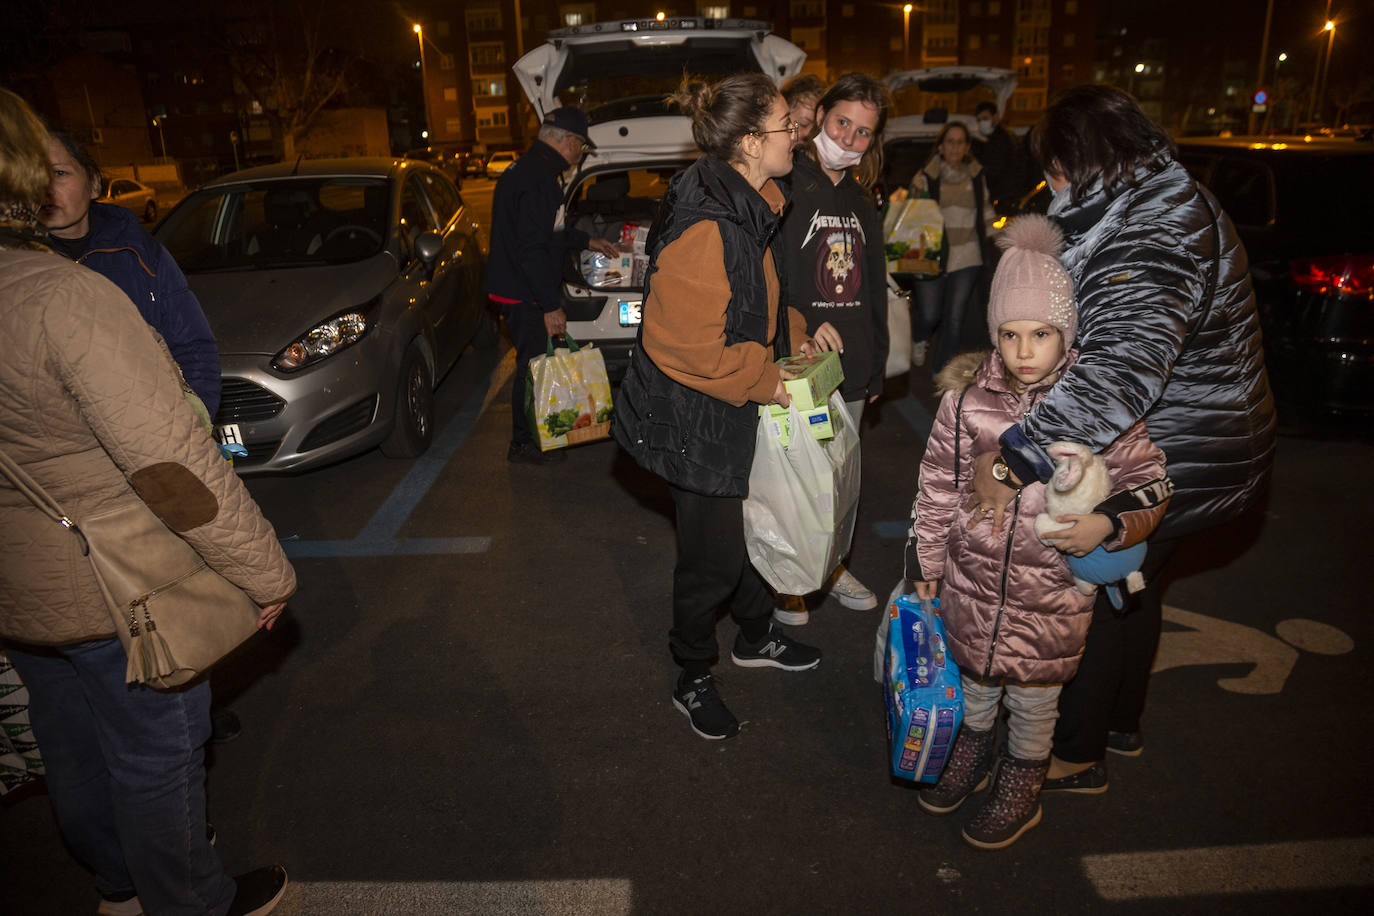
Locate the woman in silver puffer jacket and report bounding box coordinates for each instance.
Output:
[967,85,1276,796]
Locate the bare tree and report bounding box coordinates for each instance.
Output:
[212,0,355,160]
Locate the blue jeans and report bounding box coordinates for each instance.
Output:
[911,265,982,373]
[3,637,235,915]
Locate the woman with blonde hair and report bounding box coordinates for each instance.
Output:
[0,87,295,916]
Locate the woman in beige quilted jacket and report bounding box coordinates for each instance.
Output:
[0,89,294,916]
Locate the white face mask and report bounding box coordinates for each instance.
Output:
[813,129,864,171]
[976,118,995,137]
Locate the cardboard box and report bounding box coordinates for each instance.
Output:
[777,350,843,411]
[761,402,834,447]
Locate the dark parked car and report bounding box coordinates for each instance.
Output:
[404,147,463,187]
[1176,138,1374,426]
[457,153,486,177]
[155,157,492,473]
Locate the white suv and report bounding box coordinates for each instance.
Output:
[512,16,805,379]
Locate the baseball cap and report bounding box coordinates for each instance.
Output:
[543,107,596,149]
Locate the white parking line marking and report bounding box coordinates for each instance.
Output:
[1081,837,1374,900]
[271,878,633,915]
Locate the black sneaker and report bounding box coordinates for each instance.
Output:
[673,672,739,740]
[226,865,288,916]
[507,441,566,464]
[731,625,822,671]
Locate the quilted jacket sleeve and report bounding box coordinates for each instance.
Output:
[44,271,296,606]
[1000,225,1201,485]
[904,388,964,583]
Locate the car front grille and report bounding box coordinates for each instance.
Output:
[232,437,282,468]
[299,395,378,453]
[216,378,285,423]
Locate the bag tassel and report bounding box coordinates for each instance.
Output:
[126,602,178,683]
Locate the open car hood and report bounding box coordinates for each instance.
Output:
[513,16,804,134]
[885,66,1017,116]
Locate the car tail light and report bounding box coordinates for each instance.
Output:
[1290,255,1374,299]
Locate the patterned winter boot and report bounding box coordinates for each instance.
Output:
[917,725,997,815]
[962,755,1050,849]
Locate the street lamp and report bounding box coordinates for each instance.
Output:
[1129,61,1144,95]
[1317,20,1336,126]
[413,23,433,145]
[903,4,912,70]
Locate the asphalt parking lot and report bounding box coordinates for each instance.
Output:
[4,337,1370,914]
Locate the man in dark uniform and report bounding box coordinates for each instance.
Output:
[484,107,619,464]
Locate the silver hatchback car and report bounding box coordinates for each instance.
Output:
[155,158,490,474]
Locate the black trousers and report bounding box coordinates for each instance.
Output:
[498,299,548,446]
[669,485,774,674]
[1052,536,1179,763]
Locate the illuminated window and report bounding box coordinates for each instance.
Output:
[1063,33,1075,47]
[969,34,982,49]
[841,3,855,16]
[440,53,454,70]
[701,5,730,17]
[474,76,507,97]
[443,88,458,102]
[1064,0,1078,13]
[989,1,1001,14]
[560,4,595,26]
[790,1,823,17]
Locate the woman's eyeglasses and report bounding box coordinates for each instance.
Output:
[756,121,802,138]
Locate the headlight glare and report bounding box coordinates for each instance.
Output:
[273,311,369,371]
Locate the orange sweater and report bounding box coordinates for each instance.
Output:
[640,183,809,407]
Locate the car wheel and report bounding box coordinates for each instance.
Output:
[144,200,157,222]
[380,344,434,458]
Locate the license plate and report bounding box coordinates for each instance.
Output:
[618,300,642,327]
[215,423,244,447]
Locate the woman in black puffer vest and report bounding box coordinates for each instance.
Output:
[613,74,822,741]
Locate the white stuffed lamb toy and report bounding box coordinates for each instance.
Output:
[1033,441,1146,599]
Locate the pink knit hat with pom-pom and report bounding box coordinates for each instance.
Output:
[986,213,1077,348]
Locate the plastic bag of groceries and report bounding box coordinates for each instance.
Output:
[524,334,614,451]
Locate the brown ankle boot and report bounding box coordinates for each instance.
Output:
[961,755,1050,849]
[917,725,996,815]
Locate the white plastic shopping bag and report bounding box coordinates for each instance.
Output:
[743,391,861,594]
[885,273,912,378]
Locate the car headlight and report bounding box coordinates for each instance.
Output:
[272,308,371,371]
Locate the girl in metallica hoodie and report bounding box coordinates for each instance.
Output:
[774,73,892,623]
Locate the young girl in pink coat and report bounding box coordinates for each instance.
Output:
[904,215,1171,850]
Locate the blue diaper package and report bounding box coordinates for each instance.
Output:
[884,595,963,783]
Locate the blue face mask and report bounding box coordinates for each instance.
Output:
[1045,174,1071,216]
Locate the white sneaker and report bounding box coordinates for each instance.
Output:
[912,340,929,367]
[772,595,809,626]
[829,567,878,610]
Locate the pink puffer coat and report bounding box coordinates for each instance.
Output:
[905,350,1168,683]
